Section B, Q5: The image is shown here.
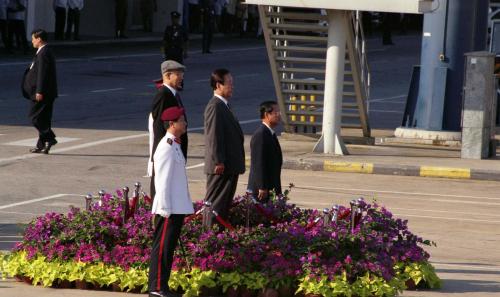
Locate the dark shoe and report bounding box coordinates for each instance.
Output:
[29,147,43,153]
[41,140,57,154]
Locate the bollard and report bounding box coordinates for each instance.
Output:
[322,208,330,226]
[331,204,339,224]
[85,194,93,211]
[122,187,130,224]
[98,190,105,206]
[349,200,357,233]
[245,190,253,231]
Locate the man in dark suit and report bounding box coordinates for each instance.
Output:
[22,29,58,154]
[203,68,245,228]
[150,60,188,199]
[247,101,283,203]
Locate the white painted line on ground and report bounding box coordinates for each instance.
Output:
[291,199,500,218]
[0,46,266,67]
[369,109,402,114]
[195,73,261,83]
[4,137,79,147]
[0,210,44,216]
[368,95,406,102]
[90,88,125,93]
[291,201,500,224]
[432,263,500,272]
[292,185,500,201]
[186,163,205,170]
[0,194,79,210]
[392,213,500,224]
[0,119,259,164]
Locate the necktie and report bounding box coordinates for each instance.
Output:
[174,138,181,144]
[175,93,183,107]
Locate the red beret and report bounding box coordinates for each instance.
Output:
[161,106,185,121]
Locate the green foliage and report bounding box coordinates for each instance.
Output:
[397,261,442,289]
[297,271,406,297]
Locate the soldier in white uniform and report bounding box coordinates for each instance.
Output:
[148,106,194,297]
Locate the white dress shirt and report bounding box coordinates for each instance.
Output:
[68,0,83,10]
[152,132,194,217]
[53,0,67,8]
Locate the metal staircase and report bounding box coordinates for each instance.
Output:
[258,6,371,137]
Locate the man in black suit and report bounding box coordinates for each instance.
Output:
[247,101,283,202]
[150,60,188,198]
[22,29,58,154]
[203,68,245,228]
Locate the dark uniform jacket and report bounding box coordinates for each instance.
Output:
[204,96,245,175]
[22,45,58,101]
[247,123,283,195]
[151,86,188,160]
[163,24,187,63]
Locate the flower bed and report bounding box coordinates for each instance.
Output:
[0,186,441,296]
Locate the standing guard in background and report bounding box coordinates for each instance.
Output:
[163,11,188,64]
[53,0,67,40]
[115,0,127,38]
[200,0,214,54]
[140,0,157,33]
[66,0,83,41]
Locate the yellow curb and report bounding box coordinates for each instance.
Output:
[419,166,471,179]
[323,161,374,174]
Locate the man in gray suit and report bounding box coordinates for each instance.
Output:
[203,68,245,228]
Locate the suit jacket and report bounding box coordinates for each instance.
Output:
[22,45,58,101]
[204,96,245,175]
[247,123,283,195]
[151,85,187,160]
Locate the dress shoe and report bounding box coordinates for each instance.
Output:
[41,140,57,154]
[29,147,43,153]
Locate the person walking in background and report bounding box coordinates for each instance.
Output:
[53,0,67,40]
[7,0,28,53]
[22,29,58,154]
[247,101,283,203]
[115,0,127,38]
[0,0,11,52]
[149,60,188,199]
[203,68,245,228]
[163,11,188,63]
[65,0,83,40]
[148,106,194,297]
[200,0,214,53]
[140,0,156,33]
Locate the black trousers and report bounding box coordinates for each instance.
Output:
[54,7,66,40]
[201,20,213,52]
[29,100,56,148]
[7,20,28,51]
[115,0,128,36]
[66,8,80,40]
[148,214,185,293]
[203,174,239,227]
[0,19,9,50]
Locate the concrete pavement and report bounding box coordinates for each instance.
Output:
[278,129,500,182]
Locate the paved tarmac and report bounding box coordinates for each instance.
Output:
[1,32,499,297]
